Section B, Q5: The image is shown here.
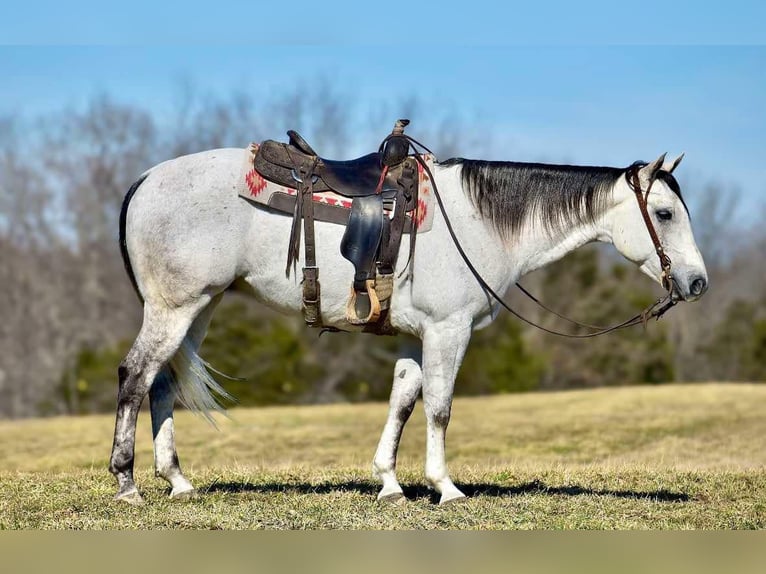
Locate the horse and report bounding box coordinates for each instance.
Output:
[109,142,707,506]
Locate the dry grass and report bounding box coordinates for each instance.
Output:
[1,383,765,529]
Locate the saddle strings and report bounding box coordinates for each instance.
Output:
[399,136,677,339]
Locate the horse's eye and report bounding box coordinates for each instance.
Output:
[656,209,673,221]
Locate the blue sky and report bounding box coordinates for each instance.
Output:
[1,2,764,221]
[2,45,764,221]
[2,2,765,44]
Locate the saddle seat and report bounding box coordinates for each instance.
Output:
[284,130,397,198]
[255,130,413,202]
[314,153,389,197]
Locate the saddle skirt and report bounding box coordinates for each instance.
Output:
[238,143,437,233]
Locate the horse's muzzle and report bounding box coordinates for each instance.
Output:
[673,274,708,302]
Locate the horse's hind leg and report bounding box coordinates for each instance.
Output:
[373,358,423,503]
[109,297,210,504]
[150,293,223,499]
[148,372,194,499]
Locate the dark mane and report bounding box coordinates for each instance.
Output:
[440,158,685,237]
[441,158,623,238]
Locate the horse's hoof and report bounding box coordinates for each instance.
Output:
[439,492,467,506]
[170,487,198,501]
[114,489,145,506]
[377,491,407,506]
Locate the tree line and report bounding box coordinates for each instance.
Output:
[0,88,761,418]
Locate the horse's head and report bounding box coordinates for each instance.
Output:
[608,153,708,302]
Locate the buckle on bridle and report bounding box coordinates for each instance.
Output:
[661,269,672,292]
[659,253,673,292]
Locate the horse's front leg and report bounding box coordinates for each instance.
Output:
[373,358,423,503]
[421,319,472,505]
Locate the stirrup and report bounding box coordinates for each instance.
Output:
[346,279,381,325]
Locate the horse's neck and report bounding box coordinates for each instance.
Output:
[511,217,607,278]
[448,166,611,284]
[432,166,514,292]
[436,164,613,281]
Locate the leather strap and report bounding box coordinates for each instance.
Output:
[265,191,416,232]
[301,161,317,269]
[301,160,322,327]
[284,149,316,277]
[627,165,673,291]
[378,159,416,274]
[283,152,322,326]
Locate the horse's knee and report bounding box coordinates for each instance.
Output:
[424,402,452,429]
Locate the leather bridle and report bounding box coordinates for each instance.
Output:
[626,163,674,292]
[399,137,678,338]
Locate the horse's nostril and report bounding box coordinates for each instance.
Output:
[690,277,707,297]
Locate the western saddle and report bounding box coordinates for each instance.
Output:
[253,119,420,334]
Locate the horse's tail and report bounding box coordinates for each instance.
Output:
[119,173,149,303]
[167,338,234,426]
[120,172,234,424]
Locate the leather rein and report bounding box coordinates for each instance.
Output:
[393,136,678,338]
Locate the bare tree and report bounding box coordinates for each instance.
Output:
[0,85,761,418]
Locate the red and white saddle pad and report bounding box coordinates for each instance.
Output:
[238,143,437,233]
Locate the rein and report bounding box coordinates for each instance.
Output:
[395,137,678,338]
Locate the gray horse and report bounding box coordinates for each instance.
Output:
[110,147,706,505]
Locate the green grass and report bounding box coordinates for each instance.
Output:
[1,383,765,529]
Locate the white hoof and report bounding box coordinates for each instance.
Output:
[439,490,467,506]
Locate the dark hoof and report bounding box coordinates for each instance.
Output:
[169,488,198,501]
[377,491,407,506]
[114,489,145,506]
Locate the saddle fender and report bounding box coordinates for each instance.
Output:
[340,195,385,323]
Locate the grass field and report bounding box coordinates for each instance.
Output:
[0,383,765,529]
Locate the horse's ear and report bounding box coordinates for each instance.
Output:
[663,153,684,174]
[639,153,666,189]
